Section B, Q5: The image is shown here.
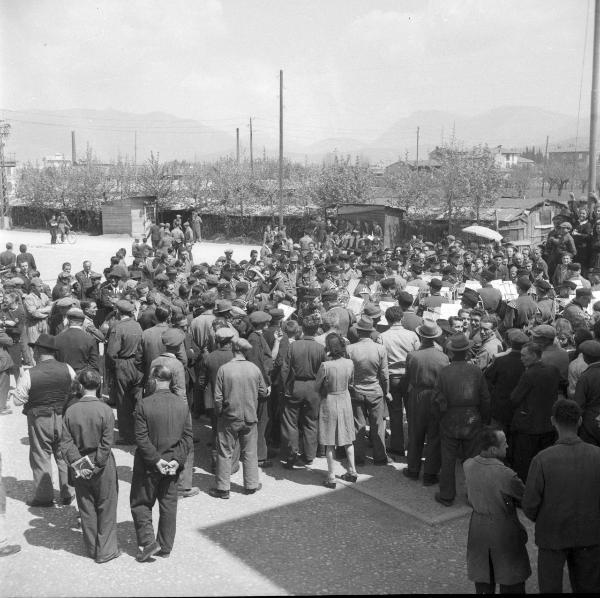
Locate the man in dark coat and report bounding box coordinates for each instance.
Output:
[403,321,449,485]
[60,369,120,563]
[573,339,600,446]
[10,333,76,506]
[246,310,273,468]
[54,308,99,373]
[523,399,600,593]
[130,364,193,561]
[107,300,143,444]
[509,341,559,483]
[485,329,528,437]
[433,333,491,506]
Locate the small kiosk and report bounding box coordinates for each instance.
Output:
[101,195,156,236]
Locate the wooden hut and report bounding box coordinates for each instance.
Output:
[101,196,156,236]
[331,203,407,247]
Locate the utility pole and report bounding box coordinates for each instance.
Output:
[71,130,77,165]
[589,0,600,207]
[134,130,138,188]
[279,69,284,227]
[249,117,254,174]
[236,128,240,164]
[416,126,420,171]
[541,135,549,196]
[0,121,11,230]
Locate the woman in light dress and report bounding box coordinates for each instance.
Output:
[315,333,357,488]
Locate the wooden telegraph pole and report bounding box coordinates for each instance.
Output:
[0,121,11,230]
[249,117,254,174]
[236,128,240,164]
[279,70,284,227]
[589,0,600,208]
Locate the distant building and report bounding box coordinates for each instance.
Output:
[548,149,600,167]
[42,153,72,168]
[494,146,535,169]
[1,152,17,197]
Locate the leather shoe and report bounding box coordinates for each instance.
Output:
[136,541,160,562]
[373,456,393,466]
[284,453,299,469]
[300,454,314,466]
[209,488,230,499]
[434,492,454,507]
[402,469,419,481]
[244,483,262,495]
[340,472,358,483]
[388,448,405,458]
[258,460,273,468]
[96,549,121,564]
[423,474,439,487]
[0,544,21,557]
[157,549,171,558]
[27,499,54,508]
[61,495,75,506]
[178,487,200,498]
[323,480,336,489]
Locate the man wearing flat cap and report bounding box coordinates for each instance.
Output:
[504,277,538,330]
[562,287,592,331]
[420,278,449,312]
[107,300,144,444]
[10,333,76,506]
[54,307,99,374]
[573,340,600,447]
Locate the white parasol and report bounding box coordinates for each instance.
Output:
[461,225,503,242]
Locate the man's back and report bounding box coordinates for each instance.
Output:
[406,346,449,390]
[347,338,388,396]
[523,438,600,549]
[55,327,99,372]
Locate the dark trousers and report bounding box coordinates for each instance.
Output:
[27,411,73,503]
[256,397,269,462]
[538,545,600,593]
[439,431,480,502]
[215,419,258,491]
[511,431,556,483]
[177,444,195,492]
[388,375,407,454]
[74,455,119,561]
[407,390,440,476]
[0,371,9,412]
[281,381,319,461]
[113,359,142,443]
[130,459,179,553]
[267,382,283,446]
[352,393,387,463]
[474,552,525,594]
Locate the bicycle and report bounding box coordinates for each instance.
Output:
[59,230,77,244]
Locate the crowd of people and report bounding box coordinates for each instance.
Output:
[0,202,599,593]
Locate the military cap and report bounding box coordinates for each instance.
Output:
[130,271,142,280]
[481,270,496,282]
[269,308,285,321]
[235,281,249,292]
[325,264,341,273]
[66,307,85,319]
[90,272,102,280]
[230,306,247,318]
[161,327,185,348]
[215,327,236,341]
[558,280,578,291]
[397,291,415,306]
[361,267,375,277]
[429,278,443,290]
[579,340,600,358]
[116,299,135,314]
[559,221,573,230]
[516,276,532,291]
[108,269,122,279]
[576,287,592,297]
[55,296,77,307]
[506,329,529,349]
[531,324,556,340]
[10,277,24,286]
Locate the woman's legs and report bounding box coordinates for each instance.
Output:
[325,446,335,482]
[345,444,357,475]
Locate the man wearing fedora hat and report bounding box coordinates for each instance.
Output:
[433,333,491,506]
[10,333,76,506]
[403,321,449,484]
[347,315,391,465]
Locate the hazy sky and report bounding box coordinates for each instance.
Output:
[0,0,594,145]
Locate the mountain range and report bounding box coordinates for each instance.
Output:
[0,106,594,165]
